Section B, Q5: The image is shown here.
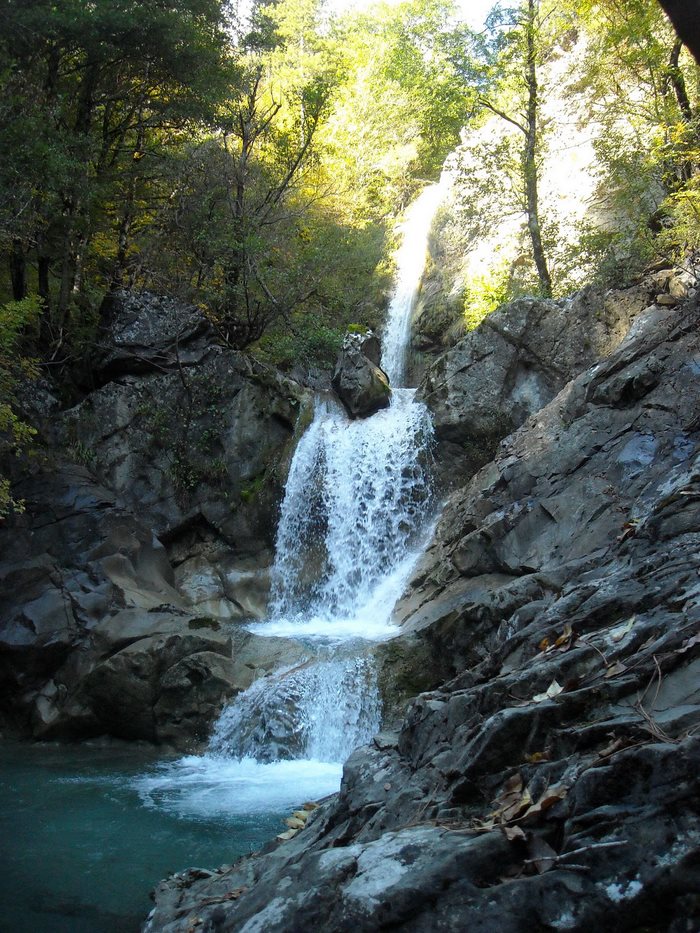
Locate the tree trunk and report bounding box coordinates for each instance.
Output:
[657,1,700,64]
[56,59,98,327]
[112,120,146,289]
[37,253,51,312]
[10,239,26,301]
[668,38,693,122]
[524,0,552,298]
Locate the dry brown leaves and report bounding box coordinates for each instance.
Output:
[471,773,569,836]
[277,801,319,842]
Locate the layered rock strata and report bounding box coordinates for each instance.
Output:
[146,296,700,931]
[0,292,310,745]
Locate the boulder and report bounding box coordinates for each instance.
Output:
[95,289,215,382]
[0,460,305,747]
[53,290,312,623]
[60,345,304,551]
[332,332,392,418]
[154,651,243,744]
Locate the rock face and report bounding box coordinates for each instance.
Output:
[417,283,654,487]
[95,290,217,383]
[0,291,311,745]
[332,331,392,418]
[0,460,308,745]
[56,291,311,621]
[146,295,700,930]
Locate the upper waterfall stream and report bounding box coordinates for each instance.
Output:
[136,182,445,818]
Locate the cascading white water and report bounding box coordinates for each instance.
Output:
[251,179,445,644]
[258,390,434,640]
[209,656,381,763]
[135,182,445,817]
[381,182,447,386]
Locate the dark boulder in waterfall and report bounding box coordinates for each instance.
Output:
[332,331,392,418]
[146,291,700,931]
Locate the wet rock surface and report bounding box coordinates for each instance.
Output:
[332,331,392,418]
[147,296,700,930]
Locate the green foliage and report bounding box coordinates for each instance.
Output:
[255,321,344,370]
[569,0,699,281]
[1,0,694,383]
[0,0,236,351]
[659,176,700,260]
[462,260,513,331]
[240,471,267,503]
[0,296,41,518]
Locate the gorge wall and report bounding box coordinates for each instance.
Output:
[0,292,312,746]
[1,266,698,933]
[146,282,700,931]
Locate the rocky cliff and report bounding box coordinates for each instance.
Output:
[146,288,700,930]
[0,292,311,746]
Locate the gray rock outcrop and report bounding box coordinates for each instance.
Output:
[95,290,216,382]
[0,461,309,745]
[146,295,700,930]
[332,331,392,418]
[0,291,312,745]
[417,283,654,487]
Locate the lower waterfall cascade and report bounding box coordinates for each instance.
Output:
[136,181,445,817]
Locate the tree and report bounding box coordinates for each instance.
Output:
[453,0,570,297]
[657,1,700,63]
[0,0,236,351]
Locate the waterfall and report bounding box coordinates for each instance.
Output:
[209,656,381,763]
[381,182,446,386]
[136,183,444,816]
[261,391,434,639]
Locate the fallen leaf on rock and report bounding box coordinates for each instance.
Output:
[302,802,319,811]
[532,679,564,703]
[555,624,574,648]
[538,625,575,655]
[500,774,523,797]
[527,836,558,874]
[276,828,298,841]
[521,784,568,821]
[611,616,636,642]
[524,750,551,764]
[500,789,533,822]
[293,810,309,822]
[604,661,627,679]
[473,777,568,836]
[285,817,305,829]
[617,520,640,543]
